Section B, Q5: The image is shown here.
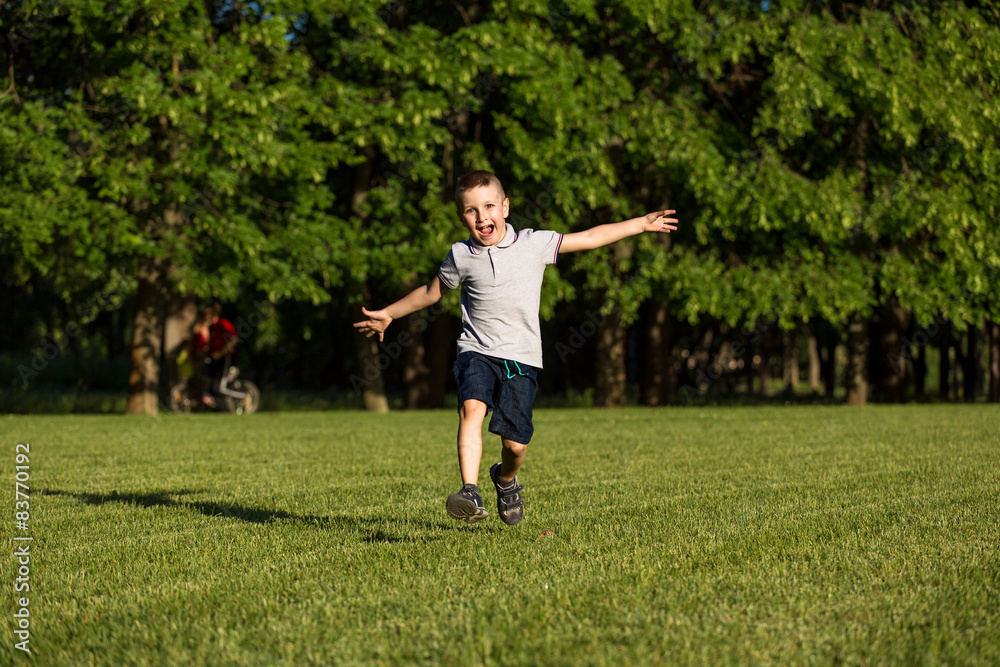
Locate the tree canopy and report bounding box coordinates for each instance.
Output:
[3,0,998,411]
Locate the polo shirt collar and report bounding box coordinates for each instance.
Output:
[469,222,518,252]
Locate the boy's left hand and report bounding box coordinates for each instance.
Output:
[642,210,679,233]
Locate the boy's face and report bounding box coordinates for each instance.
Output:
[458,184,509,246]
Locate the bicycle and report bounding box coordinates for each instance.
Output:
[169,360,261,414]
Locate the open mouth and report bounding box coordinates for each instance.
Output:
[477,224,495,240]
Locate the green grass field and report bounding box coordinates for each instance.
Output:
[2,406,998,665]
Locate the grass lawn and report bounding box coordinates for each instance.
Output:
[2,405,998,665]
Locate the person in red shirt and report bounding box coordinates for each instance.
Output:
[208,302,238,361]
[197,302,239,407]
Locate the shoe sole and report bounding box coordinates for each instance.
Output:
[446,494,489,524]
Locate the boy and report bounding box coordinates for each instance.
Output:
[354,170,678,526]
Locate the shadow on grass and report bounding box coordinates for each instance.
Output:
[40,488,461,544]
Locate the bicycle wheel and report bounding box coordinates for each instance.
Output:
[224,380,261,415]
[169,381,193,414]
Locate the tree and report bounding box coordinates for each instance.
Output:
[676,0,1000,405]
[3,2,343,414]
[6,0,998,412]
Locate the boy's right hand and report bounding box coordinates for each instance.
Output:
[353,307,392,341]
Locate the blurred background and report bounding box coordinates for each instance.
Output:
[1,0,998,414]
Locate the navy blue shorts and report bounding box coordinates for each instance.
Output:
[453,352,538,444]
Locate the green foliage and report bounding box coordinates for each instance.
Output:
[2,1,345,306]
[2,0,997,392]
[711,1,1000,329]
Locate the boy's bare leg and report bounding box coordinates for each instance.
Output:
[447,399,491,524]
[457,399,488,485]
[499,438,527,483]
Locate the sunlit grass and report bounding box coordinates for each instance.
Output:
[2,405,997,665]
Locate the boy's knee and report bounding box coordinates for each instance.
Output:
[502,439,527,454]
[459,399,488,421]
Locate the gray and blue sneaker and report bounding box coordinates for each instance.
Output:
[446,484,489,524]
[489,463,524,525]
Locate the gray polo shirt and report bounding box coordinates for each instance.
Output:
[437,225,563,369]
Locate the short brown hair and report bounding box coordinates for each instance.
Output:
[455,170,506,208]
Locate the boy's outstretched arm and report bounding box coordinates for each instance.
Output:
[559,210,678,254]
[353,276,446,342]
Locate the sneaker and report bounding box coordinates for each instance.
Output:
[489,463,524,526]
[446,484,489,524]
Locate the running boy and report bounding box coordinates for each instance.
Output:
[354,170,678,526]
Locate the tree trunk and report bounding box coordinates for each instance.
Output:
[402,313,431,410]
[952,333,963,400]
[639,300,671,406]
[783,329,799,392]
[757,351,772,396]
[988,320,999,403]
[844,311,868,406]
[821,334,837,399]
[106,310,119,363]
[938,323,951,400]
[127,257,165,415]
[976,319,987,398]
[163,294,197,389]
[744,340,756,395]
[875,297,911,403]
[350,148,389,412]
[353,315,390,413]
[594,316,627,407]
[757,328,776,397]
[401,303,454,409]
[64,301,82,382]
[807,332,822,393]
[962,324,980,402]
[913,342,927,398]
[423,309,456,409]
